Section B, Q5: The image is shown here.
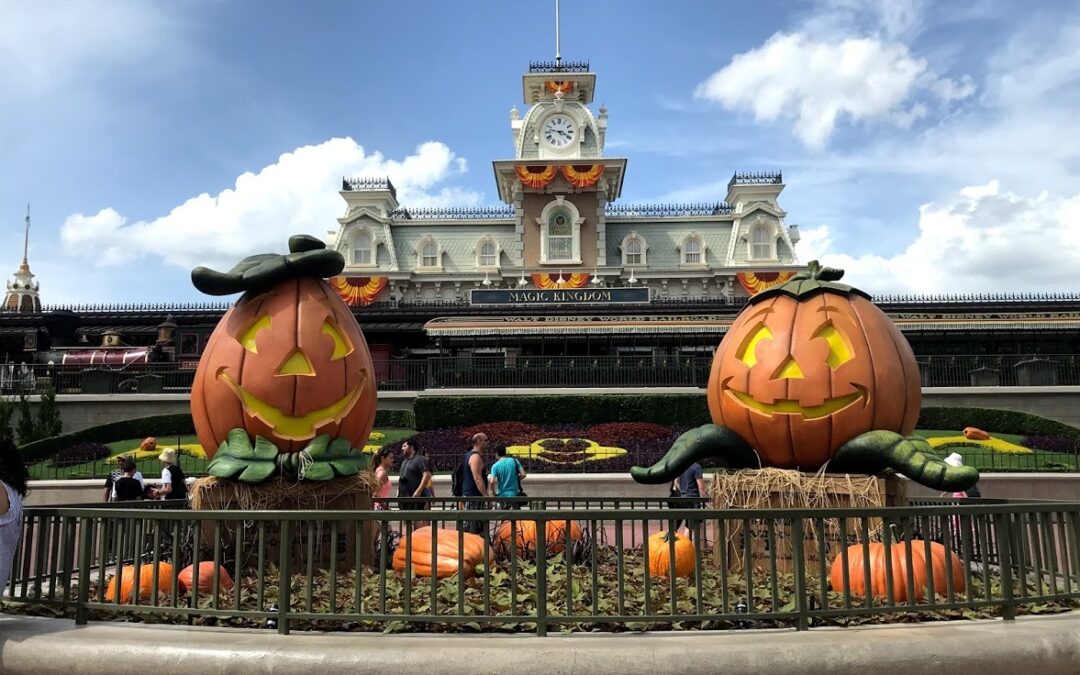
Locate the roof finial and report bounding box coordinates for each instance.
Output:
[554,0,561,64]
[22,203,30,264]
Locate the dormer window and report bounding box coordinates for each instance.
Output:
[351,229,375,266]
[683,236,703,265]
[621,233,647,266]
[477,240,498,268]
[421,242,439,268]
[750,225,775,260]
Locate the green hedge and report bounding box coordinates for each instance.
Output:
[917,406,1080,439]
[414,394,712,430]
[18,413,195,463]
[19,408,416,464]
[374,408,415,429]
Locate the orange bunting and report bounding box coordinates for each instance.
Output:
[545,80,574,95]
[515,165,558,189]
[736,271,795,296]
[531,272,591,289]
[330,276,388,307]
[560,164,604,188]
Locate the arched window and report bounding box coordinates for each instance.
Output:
[421,242,439,268]
[352,231,373,265]
[547,212,573,260]
[622,234,647,266]
[479,241,497,267]
[683,236,703,265]
[751,226,773,259]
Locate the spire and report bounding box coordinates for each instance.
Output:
[4,204,40,312]
[21,203,30,270]
[554,0,561,64]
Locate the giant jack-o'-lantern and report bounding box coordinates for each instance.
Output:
[707,266,920,469]
[631,262,979,492]
[190,235,376,482]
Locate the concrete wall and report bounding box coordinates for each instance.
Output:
[19,386,1080,434]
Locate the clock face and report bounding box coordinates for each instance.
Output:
[542,114,577,149]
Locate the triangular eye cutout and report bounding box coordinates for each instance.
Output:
[277,350,315,376]
[773,356,805,380]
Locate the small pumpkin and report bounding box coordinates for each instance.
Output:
[829,540,965,603]
[962,427,990,441]
[493,519,583,556]
[177,562,234,594]
[708,261,921,469]
[391,526,493,578]
[646,530,695,578]
[104,562,175,603]
[139,437,157,453]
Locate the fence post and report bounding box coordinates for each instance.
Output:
[993,512,1016,621]
[75,516,92,626]
[277,518,292,635]
[791,517,809,631]
[535,517,548,637]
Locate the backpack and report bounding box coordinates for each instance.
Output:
[451,461,465,497]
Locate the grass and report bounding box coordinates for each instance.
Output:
[27,429,417,480]
[914,429,1079,472]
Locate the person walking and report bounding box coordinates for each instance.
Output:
[488,444,526,507]
[397,439,432,511]
[112,457,144,502]
[673,461,706,541]
[152,448,188,502]
[372,448,394,510]
[0,435,29,593]
[460,433,489,534]
[103,455,144,502]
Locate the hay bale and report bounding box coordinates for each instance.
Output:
[190,473,379,570]
[710,468,906,574]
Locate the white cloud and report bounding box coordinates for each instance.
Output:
[60,138,480,270]
[798,181,1080,294]
[694,32,971,149]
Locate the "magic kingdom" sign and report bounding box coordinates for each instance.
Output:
[470,287,651,306]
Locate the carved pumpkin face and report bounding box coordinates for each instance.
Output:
[707,290,920,469]
[192,277,377,457]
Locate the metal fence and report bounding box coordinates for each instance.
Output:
[5,498,1079,635]
[5,354,1080,395]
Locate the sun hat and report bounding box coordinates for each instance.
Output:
[944,452,964,468]
[157,448,178,464]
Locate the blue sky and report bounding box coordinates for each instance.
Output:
[2,0,1079,303]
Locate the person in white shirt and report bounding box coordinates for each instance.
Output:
[0,435,29,593]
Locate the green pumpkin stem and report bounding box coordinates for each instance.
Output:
[630,424,758,484]
[832,430,980,492]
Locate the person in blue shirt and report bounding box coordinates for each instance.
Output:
[487,444,526,508]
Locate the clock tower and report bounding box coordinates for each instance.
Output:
[493,60,627,271]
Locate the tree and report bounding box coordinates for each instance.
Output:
[15,393,37,445]
[35,384,62,439]
[0,396,14,441]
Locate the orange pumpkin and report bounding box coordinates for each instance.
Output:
[963,427,990,441]
[104,562,175,603]
[646,531,695,578]
[707,262,920,469]
[493,519,583,556]
[177,562,234,594]
[139,437,157,453]
[391,526,493,578]
[829,540,965,603]
[191,276,377,457]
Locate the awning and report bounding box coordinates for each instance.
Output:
[893,318,1080,332]
[424,316,732,337]
[357,322,426,332]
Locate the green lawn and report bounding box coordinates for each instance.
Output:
[913,429,1079,472]
[27,429,416,480]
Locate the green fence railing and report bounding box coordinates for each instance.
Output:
[4,498,1079,635]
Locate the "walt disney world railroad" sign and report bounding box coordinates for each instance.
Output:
[470,287,651,306]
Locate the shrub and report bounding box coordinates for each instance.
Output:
[414,394,711,430]
[917,406,1080,440]
[18,413,195,463]
[53,442,111,468]
[586,422,674,446]
[375,408,415,429]
[0,397,13,442]
[459,422,543,445]
[1021,436,1080,454]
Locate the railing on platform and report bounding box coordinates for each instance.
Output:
[5,499,1079,635]
[8,354,1078,396]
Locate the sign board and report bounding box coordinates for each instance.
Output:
[470,287,650,306]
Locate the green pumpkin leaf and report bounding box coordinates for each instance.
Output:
[207,455,248,479]
[327,436,352,457]
[328,458,363,477]
[225,429,254,458]
[252,436,280,461]
[304,435,331,459]
[302,462,335,482]
[238,461,278,483]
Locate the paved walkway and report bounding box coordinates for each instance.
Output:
[1,613,1079,674]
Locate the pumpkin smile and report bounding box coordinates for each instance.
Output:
[723,378,867,420]
[217,368,363,441]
